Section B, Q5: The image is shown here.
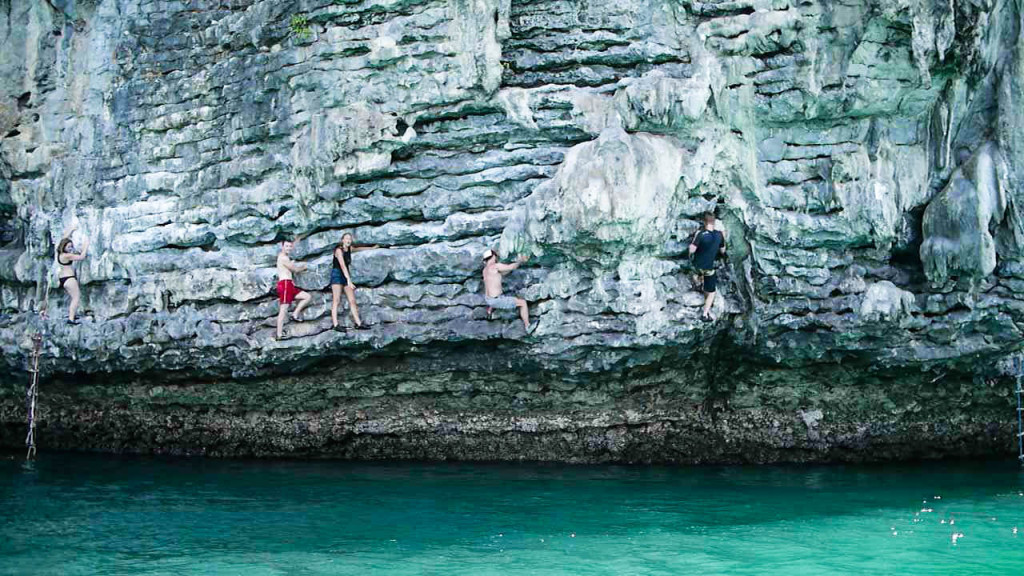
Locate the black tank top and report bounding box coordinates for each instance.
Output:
[332,247,351,271]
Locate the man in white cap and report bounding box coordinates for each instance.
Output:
[482,248,534,332]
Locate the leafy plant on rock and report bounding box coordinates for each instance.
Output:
[290,15,312,41]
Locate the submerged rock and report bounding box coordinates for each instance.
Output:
[0,0,1022,463]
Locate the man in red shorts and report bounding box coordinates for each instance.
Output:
[276,239,311,340]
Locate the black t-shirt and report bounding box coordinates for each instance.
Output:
[692,229,724,270]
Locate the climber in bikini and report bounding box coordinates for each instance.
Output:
[276,239,312,340]
[56,223,89,324]
[482,249,536,332]
[689,211,726,322]
[330,232,379,331]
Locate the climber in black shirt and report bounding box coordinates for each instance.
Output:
[689,212,726,322]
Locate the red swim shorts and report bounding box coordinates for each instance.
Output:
[277,279,299,304]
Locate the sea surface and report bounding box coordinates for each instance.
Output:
[1,454,1022,575]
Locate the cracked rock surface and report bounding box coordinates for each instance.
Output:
[0,0,1022,462]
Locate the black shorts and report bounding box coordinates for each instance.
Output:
[698,269,717,293]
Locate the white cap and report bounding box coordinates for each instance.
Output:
[482,249,495,261]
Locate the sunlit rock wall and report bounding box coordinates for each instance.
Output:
[0,0,1022,462]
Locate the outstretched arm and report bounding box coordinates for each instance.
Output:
[66,236,90,261]
[283,256,307,273]
[351,244,380,253]
[496,255,528,274]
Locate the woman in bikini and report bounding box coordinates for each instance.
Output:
[57,224,89,324]
[330,233,379,331]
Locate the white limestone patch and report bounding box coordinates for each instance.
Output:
[501,126,689,257]
[920,142,1010,283]
[859,281,917,322]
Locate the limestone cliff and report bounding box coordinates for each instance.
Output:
[1,0,1022,462]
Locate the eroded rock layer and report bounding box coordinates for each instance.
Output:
[0,0,1022,462]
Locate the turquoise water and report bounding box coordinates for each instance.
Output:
[1,455,1023,575]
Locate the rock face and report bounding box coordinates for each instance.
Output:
[0,0,1022,462]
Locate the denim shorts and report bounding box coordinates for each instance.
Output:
[330,269,348,286]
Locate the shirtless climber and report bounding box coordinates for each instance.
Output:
[276,239,312,340]
[689,212,727,322]
[482,249,536,332]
